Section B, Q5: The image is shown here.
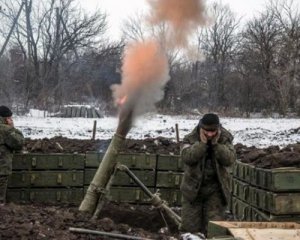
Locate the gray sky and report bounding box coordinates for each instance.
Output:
[80,0,296,39]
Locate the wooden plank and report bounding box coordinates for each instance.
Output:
[230,228,300,240]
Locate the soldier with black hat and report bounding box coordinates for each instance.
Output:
[180,113,236,236]
[0,106,24,204]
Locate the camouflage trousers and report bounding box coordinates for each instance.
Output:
[0,175,8,204]
[180,184,226,236]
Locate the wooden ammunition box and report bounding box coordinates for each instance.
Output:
[109,187,154,204]
[156,171,183,188]
[7,188,83,204]
[251,206,300,222]
[252,167,300,192]
[8,171,84,187]
[13,153,85,170]
[117,153,156,169]
[232,178,250,202]
[156,188,182,206]
[84,169,155,187]
[157,154,182,171]
[249,186,300,215]
[85,151,105,167]
[231,196,252,221]
[85,152,156,169]
[234,160,255,183]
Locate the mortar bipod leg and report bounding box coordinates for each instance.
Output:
[116,164,182,228]
[92,163,119,219]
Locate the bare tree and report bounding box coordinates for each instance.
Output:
[196,2,240,109]
[0,0,107,109]
[270,0,300,114]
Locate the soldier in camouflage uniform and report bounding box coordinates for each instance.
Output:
[0,106,24,204]
[180,113,235,236]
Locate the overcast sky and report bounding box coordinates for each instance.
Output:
[80,0,297,39]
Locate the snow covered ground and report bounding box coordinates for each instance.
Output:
[14,112,299,148]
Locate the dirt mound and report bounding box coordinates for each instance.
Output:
[24,136,181,154]
[237,143,300,168]
[0,202,177,239]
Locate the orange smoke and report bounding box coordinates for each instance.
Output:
[112,40,169,117]
[148,0,208,47]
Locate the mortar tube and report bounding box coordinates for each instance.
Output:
[117,164,182,227]
[79,134,125,214]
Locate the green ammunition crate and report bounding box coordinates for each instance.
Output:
[13,153,85,170]
[7,188,83,204]
[85,152,156,169]
[252,167,300,192]
[156,188,182,206]
[117,153,156,169]
[251,206,300,222]
[8,171,84,187]
[157,154,182,171]
[109,187,154,203]
[234,160,255,183]
[156,171,183,188]
[229,174,233,193]
[232,178,250,202]
[232,162,239,178]
[85,152,105,167]
[249,186,300,215]
[231,197,252,221]
[84,169,155,187]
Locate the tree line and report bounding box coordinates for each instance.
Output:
[0,0,299,116]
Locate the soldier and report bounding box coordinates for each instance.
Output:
[0,106,24,204]
[180,113,235,236]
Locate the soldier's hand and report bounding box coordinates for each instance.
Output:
[6,117,14,127]
[211,128,221,145]
[199,128,207,144]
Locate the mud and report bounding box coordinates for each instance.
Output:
[0,202,177,240]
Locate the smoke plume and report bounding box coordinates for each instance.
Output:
[112,0,208,125]
[111,40,169,117]
[148,0,208,47]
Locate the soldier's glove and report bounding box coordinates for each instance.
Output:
[199,128,208,144]
[211,127,221,145]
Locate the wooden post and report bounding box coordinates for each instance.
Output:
[175,123,179,143]
[92,120,97,140]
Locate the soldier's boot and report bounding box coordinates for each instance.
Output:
[0,175,8,204]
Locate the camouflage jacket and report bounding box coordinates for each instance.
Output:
[180,126,236,204]
[0,117,24,175]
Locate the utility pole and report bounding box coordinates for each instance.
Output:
[0,1,25,57]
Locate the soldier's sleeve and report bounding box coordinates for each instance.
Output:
[214,141,236,167]
[5,128,24,151]
[181,140,207,166]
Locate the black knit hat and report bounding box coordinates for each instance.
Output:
[0,106,12,117]
[199,113,220,131]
